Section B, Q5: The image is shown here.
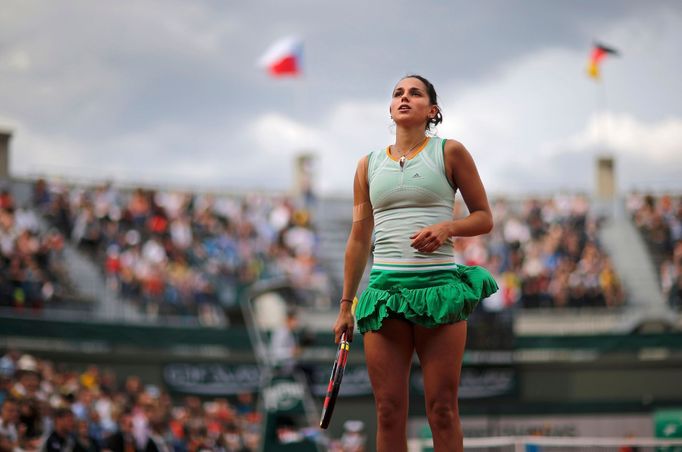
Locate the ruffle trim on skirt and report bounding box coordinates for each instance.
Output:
[355,265,498,333]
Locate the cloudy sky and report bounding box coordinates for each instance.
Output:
[1,0,681,196]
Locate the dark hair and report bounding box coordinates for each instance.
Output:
[53,407,74,418]
[402,74,443,130]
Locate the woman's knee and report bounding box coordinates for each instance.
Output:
[426,398,459,431]
[375,395,407,429]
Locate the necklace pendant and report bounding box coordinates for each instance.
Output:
[399,155,406,172]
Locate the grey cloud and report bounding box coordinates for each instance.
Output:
[498,143,682,196]
[1,0,681,192]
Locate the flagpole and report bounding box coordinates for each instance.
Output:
[294,60,318,211]
[259,36,312,203]
[594,75,610,152]
[294,69,310,148]
[588,42,620,219]
[588,42,619,152]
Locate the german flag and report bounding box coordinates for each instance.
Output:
[587,43,619,79]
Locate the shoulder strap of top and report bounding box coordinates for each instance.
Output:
[367,147,387,181]
[430,136,446,169]
[438,137,457,191]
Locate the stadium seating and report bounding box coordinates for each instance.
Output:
[3,177,654,321]
[31,179,330,322]
[318,194,625,311]
[627,192,682,309]
[478,195,624,309]
[0,185,73,311]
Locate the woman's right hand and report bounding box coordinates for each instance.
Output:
[333,302,355,343]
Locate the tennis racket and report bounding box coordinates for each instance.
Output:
[319,331,350,429]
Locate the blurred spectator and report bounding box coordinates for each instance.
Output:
[0,433,14,452]
[43,407,77,452]
[0,398,20,451]
[75,417,101,451]
[340,420,366,452]
[0,189,14,211]
[268,309,316,387]
[33,179,51,211]
[104,410,136,452]
[234,393,255,418]
[269,310,301,372]
[10,355,47,402]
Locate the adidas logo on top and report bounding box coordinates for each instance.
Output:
[412,173,422,179]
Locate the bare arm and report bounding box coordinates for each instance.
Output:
[410,139,493,253]
[445,139,493,236]
[334,156,374,342]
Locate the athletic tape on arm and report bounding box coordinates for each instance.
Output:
[352,203,371,222]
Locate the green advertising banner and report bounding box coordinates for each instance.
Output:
[411,366,517,399]
[655,409,682,452]
[310,364,373,398]
[163,363,515,400]
[163,363,262,395]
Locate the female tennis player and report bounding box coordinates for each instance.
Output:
[332,75,498,452]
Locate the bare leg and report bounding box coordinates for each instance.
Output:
[414,321,467,452]
[364,318,415,452]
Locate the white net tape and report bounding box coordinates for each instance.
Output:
[409,436,682,452]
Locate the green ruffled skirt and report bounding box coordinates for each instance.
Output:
[355,265,498,334]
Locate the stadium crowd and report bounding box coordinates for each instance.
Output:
[0,351,262,451]
[459,194,624,309]
[627,192,682,309]
[0,186,70,312]
[31,179,329,322]
[18,179,628,315]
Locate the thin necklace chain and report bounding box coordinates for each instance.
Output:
[392,136,426,159]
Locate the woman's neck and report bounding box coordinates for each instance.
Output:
[394,126,426,154]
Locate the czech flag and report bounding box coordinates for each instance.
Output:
[259,36,303,77]
[587,42,619,80]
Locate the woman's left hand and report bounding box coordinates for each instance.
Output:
[410,222,451,253]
